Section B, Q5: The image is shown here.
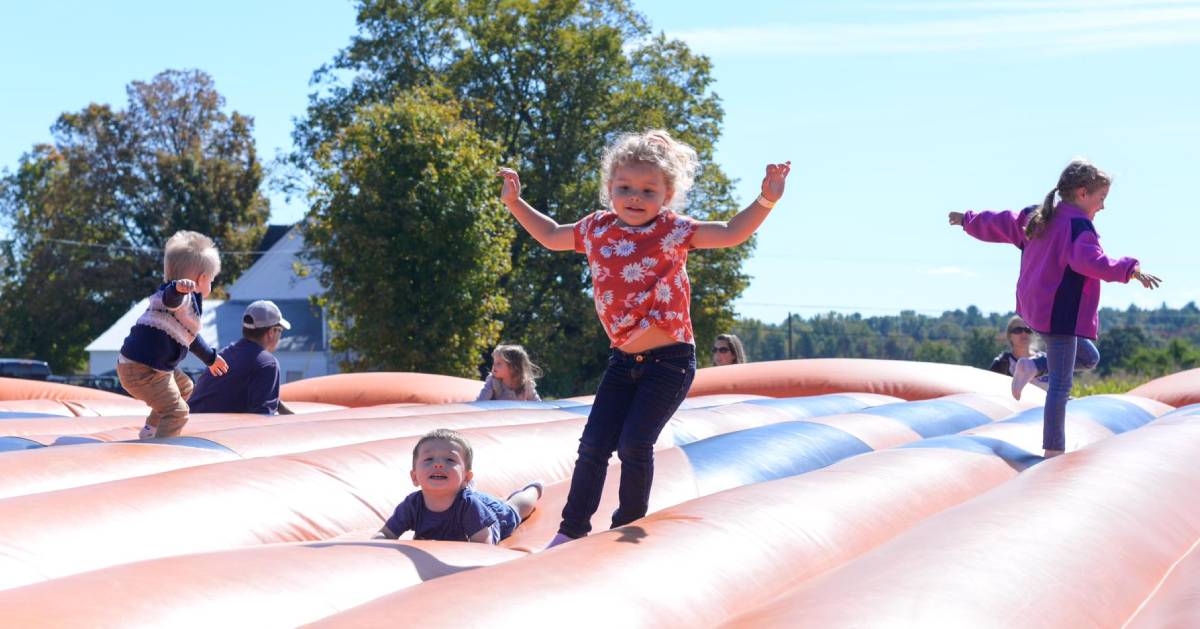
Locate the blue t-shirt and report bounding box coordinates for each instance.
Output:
[188,338,282,415]
[384,487,520,542]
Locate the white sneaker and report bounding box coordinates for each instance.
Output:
[138,424,157,440]
[507,480,544,502]
[1011,357,1038,400]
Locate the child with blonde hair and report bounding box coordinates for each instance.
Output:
[374,429,542,543]
[498,129,789,546]
[476,344,543,401]
[117,230,229,439]
[950,159,1160,456]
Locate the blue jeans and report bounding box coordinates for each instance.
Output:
[558,343,696,538]
[1034,335,1100,450]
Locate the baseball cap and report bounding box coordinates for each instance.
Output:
[242,300,291,330]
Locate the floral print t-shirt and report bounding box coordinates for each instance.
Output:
[573,209,698,348]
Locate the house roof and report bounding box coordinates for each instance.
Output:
[256,224,292,256]
[226,225,323,301]
[86,298,325,353]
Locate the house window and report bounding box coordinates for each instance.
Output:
[286,370,304,383]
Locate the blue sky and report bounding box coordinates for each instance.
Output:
[2,0,1197,323]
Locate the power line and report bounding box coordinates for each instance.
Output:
[14,236,291,257]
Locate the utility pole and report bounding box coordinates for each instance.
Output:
[787,312,793,359]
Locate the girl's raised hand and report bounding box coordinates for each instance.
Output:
[761,161,791,202]
[174,279,196,293]
[497,168,522,205]
[948,211,964,226]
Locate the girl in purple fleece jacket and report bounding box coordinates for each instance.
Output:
[948,159,1161,457]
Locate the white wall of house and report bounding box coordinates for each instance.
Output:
[88,351,120,376]
[277,351,332,383]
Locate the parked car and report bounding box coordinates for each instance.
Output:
[0,358,52,380]
[0,358,127,395]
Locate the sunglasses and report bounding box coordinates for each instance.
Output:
[1008,327,1033,335]
[711,346,731,354]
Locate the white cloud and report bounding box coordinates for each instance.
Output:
[925,266,979,278]
[668,6,1200,56]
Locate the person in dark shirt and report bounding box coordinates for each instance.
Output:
[189,300,295,416]
[988,315,1050,393]
[375,429,542,544]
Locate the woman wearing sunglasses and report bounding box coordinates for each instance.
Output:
[711,333,748,367]
[989,316,1048,392]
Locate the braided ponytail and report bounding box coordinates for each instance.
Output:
[1024,159,1111,240]
[1025,187,1059,239]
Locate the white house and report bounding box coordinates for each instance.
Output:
[86,226,340,383]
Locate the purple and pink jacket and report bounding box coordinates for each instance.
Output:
[962,202,1137,340]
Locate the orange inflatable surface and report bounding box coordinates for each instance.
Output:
[1128,366,1200,408]
[0,359,1189,628]
[688,358,1046,402]
[280,371,485,406]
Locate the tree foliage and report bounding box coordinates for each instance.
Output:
[294,0,748,394]
[733,304,1200,378]
[304,90,513,376]
[0,69,268,372]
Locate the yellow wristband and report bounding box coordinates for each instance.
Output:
[756,194,777,209]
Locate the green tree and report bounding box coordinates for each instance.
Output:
[1124,339,1200,378]
[1095,325,1151,376]
[914,340,961,364]
[725,305,1200,383]
[963,327,1002,370]
[123,70,269,278]
[304,91,513,376]
[294,0,746,395]
[0,69,269,372]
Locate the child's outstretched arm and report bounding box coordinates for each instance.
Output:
[497,168,576,251]
[952,207,1032,247]
[1069,233,1163,289]
[693,162,791,249]
[188,337,229,376]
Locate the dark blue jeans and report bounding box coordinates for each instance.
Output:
[557,343,696,538]
[1035,335,1100,450]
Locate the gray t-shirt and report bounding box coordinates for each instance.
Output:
[475,374,540,401]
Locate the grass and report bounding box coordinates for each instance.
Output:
[1071,373,1153,398]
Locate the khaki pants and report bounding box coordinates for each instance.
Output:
[117,362,194,438]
